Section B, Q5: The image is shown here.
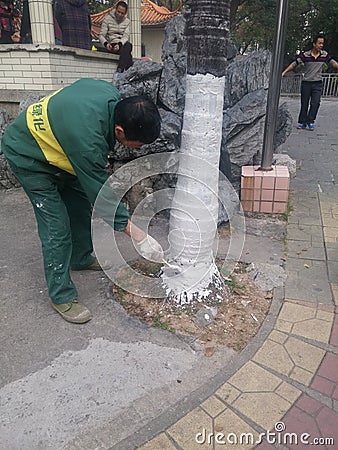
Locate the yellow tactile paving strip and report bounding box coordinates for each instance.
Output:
[139,300,334,450]
[320,196,338,243]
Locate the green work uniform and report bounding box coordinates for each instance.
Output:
[1,78,129,304]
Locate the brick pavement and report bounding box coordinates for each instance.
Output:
[1,98,337,450]
[137,99,338,450]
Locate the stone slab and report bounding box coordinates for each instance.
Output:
[285,258,332,304]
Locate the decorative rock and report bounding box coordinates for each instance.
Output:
[218,179,241,223]
[223,51,271,110]
[272,153,297,177]
[0,110,20,189]
[0,154,20,189]
[221,88,267,186]
[274,102,293,149]
[19,93,44,112]
[0,110,9,136]
[220,52,293,190]
[113,59,163,104]
[158,15,187,116]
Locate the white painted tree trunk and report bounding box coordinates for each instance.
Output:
[162,73,226,304]
[162,0,231,304]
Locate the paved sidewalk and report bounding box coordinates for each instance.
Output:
[136,99,338,450]
[0,98,337,450]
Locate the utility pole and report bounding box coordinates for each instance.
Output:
[260,0,289,170]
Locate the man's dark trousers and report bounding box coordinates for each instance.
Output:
[298,80,323,125]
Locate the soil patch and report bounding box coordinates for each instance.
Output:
[113,260,272,352]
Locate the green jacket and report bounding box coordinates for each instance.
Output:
[1,78,129,231]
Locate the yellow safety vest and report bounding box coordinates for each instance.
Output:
[26,90,76,175]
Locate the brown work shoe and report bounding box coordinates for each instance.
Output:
[52,300,92,324]
[85,258,111,271]
[86,258,103,271]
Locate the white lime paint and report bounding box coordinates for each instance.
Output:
[162,73,226,304]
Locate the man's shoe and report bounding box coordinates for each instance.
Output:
[85,258,111,271]
[86,258,103,271]
[297,123,306,129]
[52,300,92,324]
[73,258,110,271]
[307,123,315,131]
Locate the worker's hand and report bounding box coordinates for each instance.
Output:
[135,235,164,263]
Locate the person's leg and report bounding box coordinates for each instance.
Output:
[298,81,311,125]
[12,168,78,305]
[10,167,92,322]
[58,173,95,270]
[308,81,323,124]
[0,30,13,44]
[117,42,133,72]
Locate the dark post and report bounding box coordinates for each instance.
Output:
[260,0,289,170]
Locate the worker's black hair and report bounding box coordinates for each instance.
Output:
[116,1,128,11]
[114,96,161,144]
[312,34,325,44]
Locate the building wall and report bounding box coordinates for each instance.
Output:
[0,44,120,117]
[141,28,165,63]
[0,44,119,91]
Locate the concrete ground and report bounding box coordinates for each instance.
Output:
[1,98,337,449]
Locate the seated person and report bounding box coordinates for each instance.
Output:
[99,1,133,72]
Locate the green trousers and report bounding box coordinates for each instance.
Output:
[10,165,95,304]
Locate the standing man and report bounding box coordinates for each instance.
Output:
[99,1,133,72]
[282,35,338,130]
[1,78,164,324]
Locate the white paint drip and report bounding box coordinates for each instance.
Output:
[162,259,224,304]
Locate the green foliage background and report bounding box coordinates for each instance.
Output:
[231,0,338,64]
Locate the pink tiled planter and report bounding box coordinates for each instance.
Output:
[241,165,290,214]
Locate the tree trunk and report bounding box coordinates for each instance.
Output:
[162,0,231,304]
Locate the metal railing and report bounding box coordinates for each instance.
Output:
[281,73,338,97]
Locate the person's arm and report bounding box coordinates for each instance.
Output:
[282,62,296,77]
[330,60,338,70]
[98,18,109,46]
[120,19,130,45]
[124,220,164,262]
[124,220,146,242]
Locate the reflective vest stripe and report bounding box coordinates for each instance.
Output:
[26,89,76,175]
